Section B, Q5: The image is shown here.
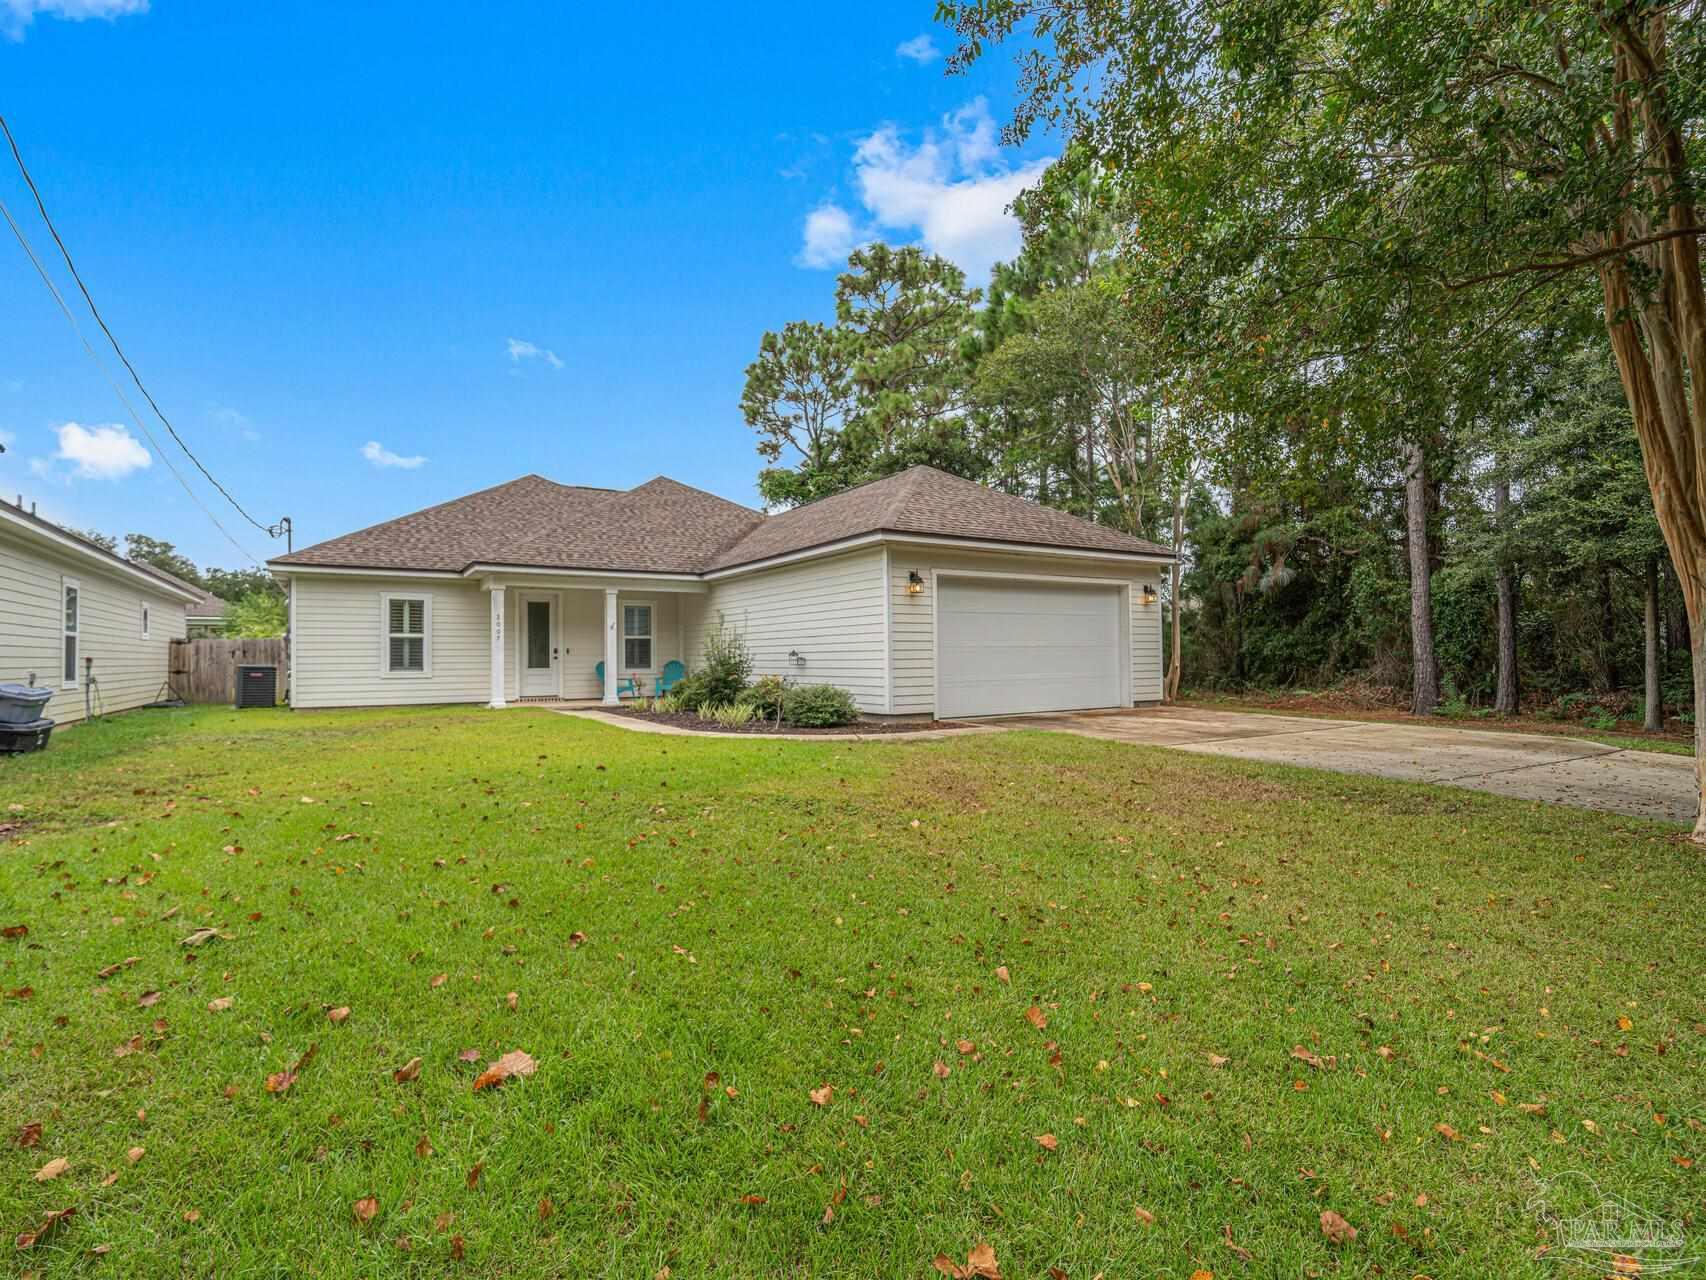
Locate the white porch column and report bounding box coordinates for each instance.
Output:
[602,588,620,705]
[488,584,507,708]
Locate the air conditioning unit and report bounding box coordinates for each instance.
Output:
[235,664,278,709]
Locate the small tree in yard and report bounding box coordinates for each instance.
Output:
[943,0,1706,836]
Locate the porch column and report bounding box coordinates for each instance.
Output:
[602,588,620,705]
[488,584,507,709]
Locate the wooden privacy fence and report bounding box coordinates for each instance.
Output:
[168,637,287,705]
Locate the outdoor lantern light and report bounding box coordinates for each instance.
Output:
[907,571,925,594]
[1142,584,1159,604]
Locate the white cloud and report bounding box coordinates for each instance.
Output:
[506,337,563,370]
[1,0,147,38]
[895,33,940,64]
[798,97,1052,284]
[53,422,151,479]
[797,203,860,269]
[362,440,427,470]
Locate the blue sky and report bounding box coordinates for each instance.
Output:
[0,1,1053,569]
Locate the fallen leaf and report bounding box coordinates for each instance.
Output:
[1134,1204,1155,1226]
[466,1161,483,1188]
[471,1048,537,1091]
[1320,1209,1357,1245]
[1034,1133,1058,1151]
[1207,1053,1230,1069]
[138,990,161,1008]
[933,1060,951,1080]
[34,1157,69,1181]
[457,1048,482,1063]
[16,1121,42,1148]
[179,927,222,947]
[449,1235,464,1260]
[327,1006,350,1024]
[1025,1005,1047,1030]
[14,1205,75,1250]
[738,1193,766,1205]
[1,924,27,940]
[207,996,233,1012]
[537,1197,554,1220]
[505,991,518,1011]
[267,1043,319,1093]
[415,1134,433,1158]
[933,1241,1001,1279]
[1435,1122,1462,1142]
[394,1057,423,1084]
[126,1146,144,1164]
[353,1196,379,1225]
[809,1084,834,1106]
[994,965,1010,983]
[429,973,447,989]
[1290,1045,1334,1071]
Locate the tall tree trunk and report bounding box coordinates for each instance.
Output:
[1404,439,1441,715]
[1493,477,1518,715]
[1165,487,1184,701]
[1645,554,1663,732]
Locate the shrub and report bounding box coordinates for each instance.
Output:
[650,693,680,714]
[698,701,756,727]
[782,683,859,728]
[667,672,712,712]
[697,617,753,708]
[738,674,789,724]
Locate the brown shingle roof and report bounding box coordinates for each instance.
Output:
[270,466,1172,575]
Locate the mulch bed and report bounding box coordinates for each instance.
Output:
[605,708,954,736]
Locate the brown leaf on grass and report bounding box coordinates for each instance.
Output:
[457,1048,482,1063]
[1434,1122,1462,1142]
[179,927,223,947]
[1319,1209,1357,1245]
[1034,1133,1058,1151]
[1221,1223,1253,1262]
[267,1043,319,1093]
[415,1135,433,1158]
[471,1049,536,1091]
[933,1060,951,1080]
[449,1235,465,1260]
[433,1211,454,1233]
[567,931,588,947]
[327,1006,350,1024]
[183,1209,201,1223]
[353,1196,379,1225]
[738,1194,766,1205]
[1207,1053,1230,1069]
[1290,1045,1334,1071]
[466,1161,483,1189]
[14,1205,75,1250]
[1,924,26,940]
[34,1157,69,1181]
[16,1121,42,1148]
[429,973,447,989]
[1374,1044,1396,1061]
[537,1197,554,1221]
[809,1084,834,1107]
[956,1039,975,1055]
[393,1057,423,1084]
[138,990,161,1008]
[114,1034,144,1058]
[1024,1005,1047,1030]
[505,991,518,1011]
[126,1147,145,1164]
[207,996,233,1012]
[994,965,1010,983]
[932,1241,1002,1279]
[1134,1204,1155,1226]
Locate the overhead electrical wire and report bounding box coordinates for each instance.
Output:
[0,192,269,570]
[0,111,275,539]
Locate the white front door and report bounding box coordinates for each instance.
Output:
[520,594,558,698]
[936,577,1125,717]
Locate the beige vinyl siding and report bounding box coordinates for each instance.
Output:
[697,547,888,711]
[291,575,489,709]
[0,525,187,725]
[886,547,1164,716]
[502,588,687,701]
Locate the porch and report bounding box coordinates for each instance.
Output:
[479,574,705,709]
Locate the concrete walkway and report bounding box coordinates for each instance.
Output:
[1004,707,1696,824]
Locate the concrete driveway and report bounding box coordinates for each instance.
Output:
[1003,707,1696,824]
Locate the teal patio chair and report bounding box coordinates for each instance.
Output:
[655,660,686,696]
[594,662,639,699]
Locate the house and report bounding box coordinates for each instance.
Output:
[0,497,199,724]
[267,465,1174,719]
[183,586,229,637]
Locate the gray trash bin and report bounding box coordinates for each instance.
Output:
[0,683,53,726]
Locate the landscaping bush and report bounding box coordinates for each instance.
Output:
[781,683,859,727]
[698,701,757,727]
[666,672,712,712]
[737,674,789,724]
[696,617,753,708]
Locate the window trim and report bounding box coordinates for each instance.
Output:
[378,591,433,678]
[621,599,655,673]
[61,576,80,688]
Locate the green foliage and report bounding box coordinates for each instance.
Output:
[737,674,789,723]
[123,534,203,586]
[781,683,859,728]
[697,701,758,728]
[222,591,287,637]
[696,617,753,707]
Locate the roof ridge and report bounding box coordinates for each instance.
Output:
[274,473,568,564]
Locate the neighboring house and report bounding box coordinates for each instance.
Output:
[268,465,1174,719]
[0,498,199,725]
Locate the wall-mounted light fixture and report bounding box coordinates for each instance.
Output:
[906,571,925,595]
[788,649,806,667]
[1141,583,1159,604]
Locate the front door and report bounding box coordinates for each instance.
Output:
[520,594,557,697]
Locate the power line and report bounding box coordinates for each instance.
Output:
[0,112,274,537]
[0,191,270,571]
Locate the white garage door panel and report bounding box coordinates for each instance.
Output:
[937,578,1124,717]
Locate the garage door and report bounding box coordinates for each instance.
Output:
[936,577,1125,718]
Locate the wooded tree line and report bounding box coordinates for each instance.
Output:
[70,528,286,636]
[744,0,1706,829]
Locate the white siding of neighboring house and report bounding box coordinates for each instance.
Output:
[290,574,489,709]
[0,524,188,726]
[694,547,889,712]
[885,546,1164,716]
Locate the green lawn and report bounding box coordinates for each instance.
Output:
[0,706,1699,1278]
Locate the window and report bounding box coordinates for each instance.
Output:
[623,603,653,670]
[141,604,150,639]
[62,577,80,686]
[380,593,431,676]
